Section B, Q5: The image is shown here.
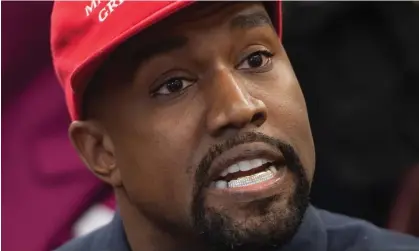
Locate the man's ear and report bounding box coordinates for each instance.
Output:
[69,121,122,187]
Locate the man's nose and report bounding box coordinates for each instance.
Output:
[205,69,268,137]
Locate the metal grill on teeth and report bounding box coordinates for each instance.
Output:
[228,170,274,188]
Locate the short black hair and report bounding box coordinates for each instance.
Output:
[81,47,136,120]
[81,63,107,120]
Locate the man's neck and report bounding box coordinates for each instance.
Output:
[117,191,206,251]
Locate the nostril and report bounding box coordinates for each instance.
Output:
[251,111,267,127]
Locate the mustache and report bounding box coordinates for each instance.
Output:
[191,131,310,248]
[194,131,302,189]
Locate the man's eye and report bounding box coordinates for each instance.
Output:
[152,78,194,96]
[237,50,274,70]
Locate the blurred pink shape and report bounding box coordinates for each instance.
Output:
[2,2,113,251]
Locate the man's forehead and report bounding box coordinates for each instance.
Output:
[112,2,273,64]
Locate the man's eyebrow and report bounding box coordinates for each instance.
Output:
[230,11,273,30]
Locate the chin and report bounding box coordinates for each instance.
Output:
[193,186,309,251]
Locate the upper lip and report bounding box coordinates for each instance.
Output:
[208,142,285,182]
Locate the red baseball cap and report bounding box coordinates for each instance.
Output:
[51,1,282,120]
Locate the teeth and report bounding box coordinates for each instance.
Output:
[250,159,263,169]
[228,170,274,188]
[269,166,277,173]
[215,180,228,189]
[227,164,240,173]
[213,167,277,189]
[220,169,229,177]
[225,158,271,175]
[238,161,252,171]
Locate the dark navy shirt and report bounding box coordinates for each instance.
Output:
[55,206,419,251]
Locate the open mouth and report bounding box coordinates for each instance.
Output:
[211,158,282,189]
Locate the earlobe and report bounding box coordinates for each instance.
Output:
[108,162,123,187]
[69,121,121,186]
[102,135,123,187]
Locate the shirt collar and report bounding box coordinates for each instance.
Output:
[281,205,327,251]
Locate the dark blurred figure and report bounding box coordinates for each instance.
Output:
[389,164,419,236]
[282,2,419,227]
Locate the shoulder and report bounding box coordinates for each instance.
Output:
[53,225,111,251]
[316,208,419,251]
[54,212,130,251]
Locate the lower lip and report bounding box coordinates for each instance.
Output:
[206,167,289,201]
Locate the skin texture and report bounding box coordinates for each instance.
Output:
[69,2,315,251]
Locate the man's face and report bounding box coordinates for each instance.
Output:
[85,2,315,250]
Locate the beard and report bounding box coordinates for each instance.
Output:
[191,132,310,251]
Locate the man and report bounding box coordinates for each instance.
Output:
[50,1,419,251]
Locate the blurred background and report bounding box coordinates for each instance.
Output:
[2,2,419,251]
